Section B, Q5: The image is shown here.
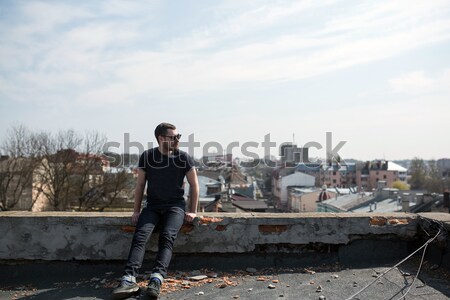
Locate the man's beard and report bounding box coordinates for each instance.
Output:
[168,142,179,151]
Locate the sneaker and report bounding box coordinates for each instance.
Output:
[111,280,140,300]
[142,278,161,300]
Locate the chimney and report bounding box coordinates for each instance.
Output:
[402,196,409,212]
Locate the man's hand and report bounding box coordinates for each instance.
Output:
[184,212,196,222]
[132,212,140,225]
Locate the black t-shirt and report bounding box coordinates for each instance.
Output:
[138,147,194,209]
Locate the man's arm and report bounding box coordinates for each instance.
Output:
[132,169,146,224]
[185,167,199,222]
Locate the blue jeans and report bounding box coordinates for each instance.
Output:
[123,206,185,279]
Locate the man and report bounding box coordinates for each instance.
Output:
[112,123,199,300]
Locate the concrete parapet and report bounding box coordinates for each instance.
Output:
[0,212,433,261]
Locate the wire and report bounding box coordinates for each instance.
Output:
[396,217,448,300]
[344,224,442,300]
[394,238,429,300]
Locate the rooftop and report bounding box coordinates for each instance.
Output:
[320,193,373,211]
[1,256,449,300]
[351,197,417,213]
[1,212,449,299]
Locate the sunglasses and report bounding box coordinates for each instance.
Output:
[161,134,181,141]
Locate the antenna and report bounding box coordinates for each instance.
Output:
[293,133,295,145]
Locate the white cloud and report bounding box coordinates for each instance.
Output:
[16,2,93,35]
[161,0,332,51]
[99,0,157,17]
[322,0,450,34]
[2,0,450,111]
[107,15,450,96]
[88,0,450,98]
[389,69,450,94]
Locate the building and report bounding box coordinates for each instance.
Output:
[317,192,373,212]
[279,143,309,165]
[294,160,407,192]
[230,193,268,212]
[437,158,450,179]
[351,189,444,213]
[272,169,315,210]
[356,160,407,191]
[287,187,338,212]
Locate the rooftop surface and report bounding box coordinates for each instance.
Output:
[1,212,449,299]
[1,256,449,300]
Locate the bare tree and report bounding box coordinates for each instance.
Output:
[2,124,133,211]
[69,131,107,211]
[97,169,133,212]
[50,130,132,211]
[32,130,82,210]
[425,160,442,193]
[0,125,39,210]
[409,157,427,190]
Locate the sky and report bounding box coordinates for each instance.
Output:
[1,0,450,161]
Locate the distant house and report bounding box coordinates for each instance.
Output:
[317,192,373,212]
[437,158,450,178]
[350,189,442,213]
[279,143,309,165]
[288,188,317,212]
[196,192,268,213]
[294,160,407,192]
[296,162,358,189]
[231,193,268,212]
[272,169,315,211]
[356,161,407,191]
[196,164,255,200]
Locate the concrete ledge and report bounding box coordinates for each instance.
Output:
[0,212,427,261]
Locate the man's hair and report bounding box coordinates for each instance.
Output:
[154,122,176,142]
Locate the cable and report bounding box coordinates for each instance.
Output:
[394,238,429,300]
[344,225,442,300]
[396,217,448,300]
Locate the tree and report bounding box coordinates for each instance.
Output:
[409,157,427,190]
[392,180,409,190]
[70,131,107,211]
[425,160,442,193]
[32,130,82,210]
[0,125,40,210]
[97,170,133,212]
[1,124,134,211]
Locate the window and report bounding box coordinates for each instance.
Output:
[383,175,387,179]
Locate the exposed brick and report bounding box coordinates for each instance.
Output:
[258,225,288,234]
[180,224,194,234]
[370,217,386,226]
[199,217,224,225]
[388,218,410,225]
[121,226,135,233]
[215,225,228,231]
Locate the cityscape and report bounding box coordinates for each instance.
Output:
[1,125,448,214]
